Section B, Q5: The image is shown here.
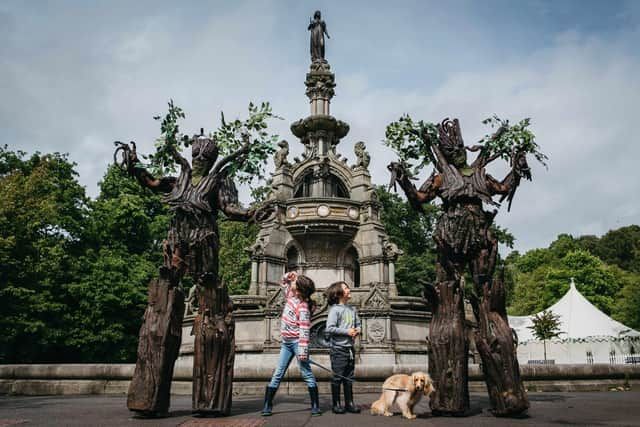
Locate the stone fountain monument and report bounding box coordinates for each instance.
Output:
[179,11,430,378]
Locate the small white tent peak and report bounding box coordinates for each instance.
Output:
[509,278,640,343]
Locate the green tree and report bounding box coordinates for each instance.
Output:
[588,226,640,273]
[0,146,88,363]
[509,249,624,316]
[374,185,438,296]
[62,165,170,362]
[218,220,258,295]
[615,273,640,331]
[527,310,562,362]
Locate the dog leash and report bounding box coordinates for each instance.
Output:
[308,359,355,383]
[308,359,409,391]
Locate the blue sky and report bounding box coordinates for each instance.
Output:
[1,0,639,253]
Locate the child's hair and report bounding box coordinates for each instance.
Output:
[295,275,316,313]
[326,281,348,305]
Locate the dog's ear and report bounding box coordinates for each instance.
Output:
[408,374,417,393]
[411,373,419,386]
[423,381,433,396]
[424,378,435,397]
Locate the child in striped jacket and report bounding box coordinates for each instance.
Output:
[262,271,321,417]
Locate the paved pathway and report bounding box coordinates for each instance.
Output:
[1,391,639,426]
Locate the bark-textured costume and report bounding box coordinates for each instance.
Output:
[116,134,267,416]
[389,118,530,417]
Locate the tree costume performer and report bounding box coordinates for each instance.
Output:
[388,116,544,416]
[115,107,274,416]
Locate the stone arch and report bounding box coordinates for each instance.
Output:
[338,243,361,288]
[284,240,305,272]
[291,160,352,198]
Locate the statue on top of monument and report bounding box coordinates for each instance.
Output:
[308,10,330,63]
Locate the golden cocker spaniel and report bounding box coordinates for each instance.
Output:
[370,372,435,419]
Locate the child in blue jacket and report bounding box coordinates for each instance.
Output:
[325,281,361,414]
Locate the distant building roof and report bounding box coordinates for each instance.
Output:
[508,278,640,343]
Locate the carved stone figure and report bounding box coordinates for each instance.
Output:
[115,134,271,416]
[353,141,370,169]
[274,140,290,169]
[185,284,199,316]
[308,10,330,63]
[388,118,530,417]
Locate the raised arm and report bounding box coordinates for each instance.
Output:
[487,150,532,211]
[113,141,176,193]
[387,162,441,212]
[209,135,251,178]
[217,176,253,222]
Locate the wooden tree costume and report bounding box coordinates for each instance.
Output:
[115,132,270,416]
[388,118,532,417]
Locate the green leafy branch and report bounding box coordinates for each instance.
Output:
[385,114,548,176]
[384,114,438,177]
[145,100,281,185]
[146,99,186,176]
[479,115,548,168]
[213,101,282,185]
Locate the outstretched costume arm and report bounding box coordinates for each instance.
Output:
[209,135,251,178]
[387,162,441,213]
[217,175,252,221]
[487,150,531,211]
[216,174,274,223]
[113,141,176,193]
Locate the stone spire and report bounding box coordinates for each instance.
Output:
[305,62,335,116]
[291,17,349,159]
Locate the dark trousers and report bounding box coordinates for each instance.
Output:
[330,347,355,386]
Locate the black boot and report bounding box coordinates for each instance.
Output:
[331,383,346,414]
[308,386,322,416]
[343,382,360,413]
[261,386,278,416]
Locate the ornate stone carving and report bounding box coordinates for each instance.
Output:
[353,141,370,169]
[184,284,199,316]
[313,158,331,179]
[367,319,385,343]
[382,238,403,260]
[305,71,336,100]
[248,238,265,257]
[267,288,286,316]
[274,140,290,169]
[363,286,388,310]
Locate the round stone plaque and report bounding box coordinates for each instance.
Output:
[287,206,299,218]
[347,207,359,220]
[317,204,330,217]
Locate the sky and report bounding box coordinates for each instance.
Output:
[1,0,639,254]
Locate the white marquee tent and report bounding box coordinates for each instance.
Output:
[508,279,640,364]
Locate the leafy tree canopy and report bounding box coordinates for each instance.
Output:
[0,145,88,363]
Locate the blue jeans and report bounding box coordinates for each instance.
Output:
[268,340,317,388]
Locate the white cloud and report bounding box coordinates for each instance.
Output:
[1,1,638,254]
[334,29,640,252]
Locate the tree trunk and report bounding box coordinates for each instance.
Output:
[127,264,185,416]
[427,278,470,416]
[474,277,529,417]
[192,282,235,415]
